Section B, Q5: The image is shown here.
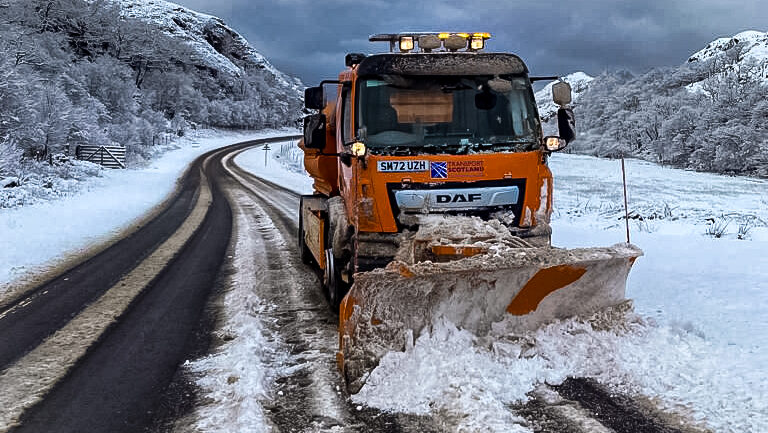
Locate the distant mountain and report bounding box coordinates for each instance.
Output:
[687,30,768,66]
[685,29,768,93]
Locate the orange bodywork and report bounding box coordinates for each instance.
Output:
[301,68,555,234]
[349,152,553,233]
[506,265,587,315]
[301,103,339,196]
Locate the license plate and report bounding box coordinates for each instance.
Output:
[377,160,429,173]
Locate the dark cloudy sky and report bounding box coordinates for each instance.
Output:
[175,0,766,84]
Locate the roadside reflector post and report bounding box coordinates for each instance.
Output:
[264,143,271,167]
[621,158,630,244]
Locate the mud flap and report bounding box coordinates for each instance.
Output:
[337,243,642,393]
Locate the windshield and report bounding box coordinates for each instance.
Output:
[357,75,541,153]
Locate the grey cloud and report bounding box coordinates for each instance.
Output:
[173,0,767,84]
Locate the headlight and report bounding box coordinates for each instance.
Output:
[351,142,367,157]
[545,136,567,152]
[399,36,414,52]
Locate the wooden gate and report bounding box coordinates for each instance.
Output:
[75,145,126,169]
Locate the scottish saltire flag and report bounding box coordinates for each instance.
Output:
[431,161,448,178]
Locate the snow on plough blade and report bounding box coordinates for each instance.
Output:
[337,243,642,392]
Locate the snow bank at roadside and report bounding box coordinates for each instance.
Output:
[233,139,313,195]
[0,129,297,295]
[355,304,766,433]
[187,224,290,433]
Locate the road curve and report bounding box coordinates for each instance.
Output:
[0,136,298,433]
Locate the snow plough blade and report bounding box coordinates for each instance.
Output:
[337,243,642,393]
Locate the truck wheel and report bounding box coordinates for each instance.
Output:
[324,248,349,309]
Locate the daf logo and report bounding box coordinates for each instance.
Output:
[436,193,482,204]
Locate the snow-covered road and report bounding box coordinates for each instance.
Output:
[2,136,766,432]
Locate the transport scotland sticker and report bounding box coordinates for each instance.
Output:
[430,161,484,178]
[430,161,448,178]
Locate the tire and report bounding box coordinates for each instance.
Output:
[324,248,349,310]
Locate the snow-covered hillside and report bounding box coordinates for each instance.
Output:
[534,71,594,122]
[685,29,768,94]
[0,0,303,208]
[569,30,768,177]
[687,29,768,67]
[114,0,301,91]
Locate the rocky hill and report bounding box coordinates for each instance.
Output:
[0,0,303,174]
[687,30,768,67]
[115,0,301,90]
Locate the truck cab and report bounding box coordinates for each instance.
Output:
[299,32,575,306]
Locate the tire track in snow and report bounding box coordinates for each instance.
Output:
[221,152,445,432]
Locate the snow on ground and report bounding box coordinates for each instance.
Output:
[272,152,762,432]
[0,129,296,296]
[225,145,768,432]
[233,139,314,195]
[9,136,762,432]
[185,204,291,433]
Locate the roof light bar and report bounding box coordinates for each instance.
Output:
[368,32,492,53]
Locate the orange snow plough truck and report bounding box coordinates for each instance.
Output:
[297,32,642,391]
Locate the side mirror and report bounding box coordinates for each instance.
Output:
[557,107,576,144]
[552,81,572,107]
[304,86,324,110]
[303,114,326,149]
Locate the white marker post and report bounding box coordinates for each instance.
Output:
[621,158,631,244]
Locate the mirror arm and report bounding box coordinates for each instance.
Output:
[529,76,560,82]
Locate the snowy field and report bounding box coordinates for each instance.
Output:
[248,144,768,433]
[234,140,314,195]
[0,129,295,297]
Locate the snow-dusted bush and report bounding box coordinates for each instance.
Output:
[0,156,103,209]
[572,42,768,177]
